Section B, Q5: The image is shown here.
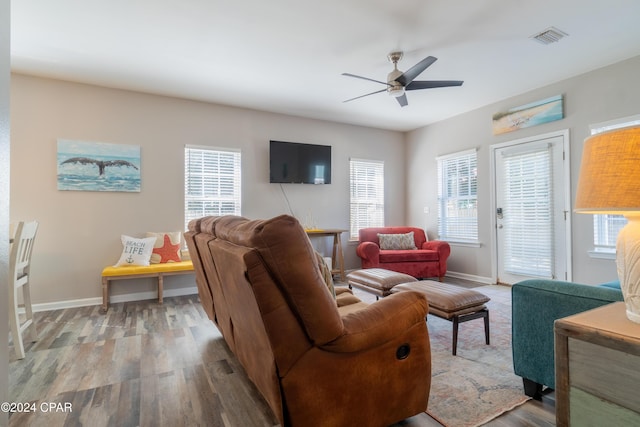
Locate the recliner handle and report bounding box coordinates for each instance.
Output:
[396,343,411,360]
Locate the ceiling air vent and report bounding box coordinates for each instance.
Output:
[530,26,568,45]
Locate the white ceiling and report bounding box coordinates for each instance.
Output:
[10,0,640,132]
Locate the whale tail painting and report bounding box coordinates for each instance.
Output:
[57,140,141,192]
[60,157,139,176]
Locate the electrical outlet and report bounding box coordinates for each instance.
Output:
[423,207,430,214]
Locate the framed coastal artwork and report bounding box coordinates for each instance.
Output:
[57,139,141,192]
[492,95,564,135]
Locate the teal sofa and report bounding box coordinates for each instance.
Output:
[511,279,623,399]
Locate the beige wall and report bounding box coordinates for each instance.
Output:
[10,74,406,305]
[11,55,640,308]
[407,55,640,285]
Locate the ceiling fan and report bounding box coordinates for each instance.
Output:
[342,51,463,107]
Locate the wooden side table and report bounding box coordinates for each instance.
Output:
[555,302,640,426]
[305,229,347,281]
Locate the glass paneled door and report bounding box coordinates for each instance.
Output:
[493,132,570,285]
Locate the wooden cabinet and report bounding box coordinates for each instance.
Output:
[555,302,640,426]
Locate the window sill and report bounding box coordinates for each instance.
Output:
[588,250,616,260]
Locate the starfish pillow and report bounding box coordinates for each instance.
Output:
[146,231,182,263]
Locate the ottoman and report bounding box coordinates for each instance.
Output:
[392,280,490,355]
[346,268,417,299]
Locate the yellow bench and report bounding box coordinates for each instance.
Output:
[101,261,194,312]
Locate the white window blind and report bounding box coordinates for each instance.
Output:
[501,145,554,277]
[589,116,638,252]
[350,159,384,240]
[437,149,478,242]
[184,146,241,230]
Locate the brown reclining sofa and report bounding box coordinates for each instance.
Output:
[185,214,431,427]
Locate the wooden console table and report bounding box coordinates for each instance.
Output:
[305,229,347,281]
[555,302,640,426]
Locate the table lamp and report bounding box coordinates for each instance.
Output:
[575,126,640,322]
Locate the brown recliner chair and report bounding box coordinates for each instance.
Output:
[185,214,431,427]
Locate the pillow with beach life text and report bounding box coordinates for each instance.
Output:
[113,235,157,267]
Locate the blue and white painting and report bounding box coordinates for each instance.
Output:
[492,95,564,135]
[57,139,141,192]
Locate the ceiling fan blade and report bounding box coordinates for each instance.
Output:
[343,88,387,103]
[396,56,437,86]
[396,93,408,107]
[342,73,390,86]
[406,80,464,90]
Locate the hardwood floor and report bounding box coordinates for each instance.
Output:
[9,279,555,426]
[9,296,277,427]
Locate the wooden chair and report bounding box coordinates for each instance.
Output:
[9,221,39,359]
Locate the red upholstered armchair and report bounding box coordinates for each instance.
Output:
[356,227,451,280]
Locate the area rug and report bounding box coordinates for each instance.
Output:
[424,285,530,427]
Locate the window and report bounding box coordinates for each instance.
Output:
[593,214,626,252]
[184,146,241,230]
[589,115,640,254]
[350,159,384,240]
[437,149,478,243]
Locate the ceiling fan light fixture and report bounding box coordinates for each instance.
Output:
[342,52,462,107]
[387,85,405,98]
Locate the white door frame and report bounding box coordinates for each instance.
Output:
[489,129,572,284]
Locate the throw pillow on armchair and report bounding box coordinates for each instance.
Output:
[357,226,450,280]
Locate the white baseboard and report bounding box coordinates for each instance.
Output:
[27,272,490,313]
[30,286,199,313]
[30,297,104,312]
[445,271,494,285]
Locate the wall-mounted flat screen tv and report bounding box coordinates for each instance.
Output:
[269,140,331,184]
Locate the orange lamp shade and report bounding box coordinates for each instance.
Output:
[574,126,640,214]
